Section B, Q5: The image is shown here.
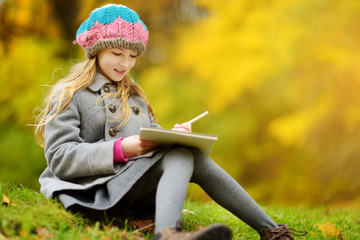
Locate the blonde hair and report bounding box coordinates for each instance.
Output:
[35,57,154,147]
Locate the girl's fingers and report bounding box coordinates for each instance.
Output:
[122,135,160,157]
[141,139,161,148]
[172,122,192,132]
[180,122,192,132]
[138,138,159,148]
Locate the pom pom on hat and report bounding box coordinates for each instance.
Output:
[74,4,149,58]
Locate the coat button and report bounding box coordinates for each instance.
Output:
[103,86,110,93]
[108,104,116,113]
[131,106,140,115]
[108,127,117,137]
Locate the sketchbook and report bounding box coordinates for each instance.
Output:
[139,127,218,156]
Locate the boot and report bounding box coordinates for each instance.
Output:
[260,224,307,240]
[152,221,232,240]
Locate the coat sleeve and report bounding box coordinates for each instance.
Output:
[44,94,116,181]
[150,122,161,128]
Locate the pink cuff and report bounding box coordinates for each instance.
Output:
[113,137,129,164]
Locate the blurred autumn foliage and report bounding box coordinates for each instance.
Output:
[1,0,359,207]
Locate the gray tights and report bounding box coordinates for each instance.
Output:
[134,147,277,233]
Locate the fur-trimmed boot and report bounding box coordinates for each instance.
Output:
[152,221,232,240]
[260,224,307,240]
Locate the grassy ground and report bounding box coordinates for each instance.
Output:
[1,181,359,239]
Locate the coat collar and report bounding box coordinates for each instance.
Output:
[88,72,112,92]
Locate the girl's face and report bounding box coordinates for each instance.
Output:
[97,48,137,82]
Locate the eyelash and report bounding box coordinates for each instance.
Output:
[112,52,137,58]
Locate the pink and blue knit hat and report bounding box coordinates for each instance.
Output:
[74,4,149,58]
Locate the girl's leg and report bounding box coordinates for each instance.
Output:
[155,148,194,232]
[190,149,278,233]
[135,147,195,233]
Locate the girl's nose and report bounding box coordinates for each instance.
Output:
[120,58,130,68]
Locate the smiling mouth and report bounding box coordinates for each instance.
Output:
[114,69,125,74]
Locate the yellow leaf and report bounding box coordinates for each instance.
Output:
[129,219,154,232]
[0,232,7,240]
[36,227,53,238]
[1,194,10,205]
[86,226,93,233]
[101,237,112,240]
[317,221,341,237]
[19,230,28,238]
[195,225,204,231]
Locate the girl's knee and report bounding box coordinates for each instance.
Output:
[190,148,211,166]
[167,147,193,159]
[189,149,219,183]
[162,147,194,170]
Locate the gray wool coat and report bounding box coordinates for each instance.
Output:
[39,73,166,208]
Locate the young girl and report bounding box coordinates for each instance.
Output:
[35,4,306,240]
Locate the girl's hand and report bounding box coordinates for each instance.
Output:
[172,122,192,133]
[121,135,160,158]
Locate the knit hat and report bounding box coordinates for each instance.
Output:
[74,4,149,58]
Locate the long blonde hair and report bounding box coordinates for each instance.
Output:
[35,57,154,147]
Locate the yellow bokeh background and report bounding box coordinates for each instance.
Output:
[1,0,360,207]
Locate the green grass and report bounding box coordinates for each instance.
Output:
[1,181,359,239]
[182,201,360,239]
